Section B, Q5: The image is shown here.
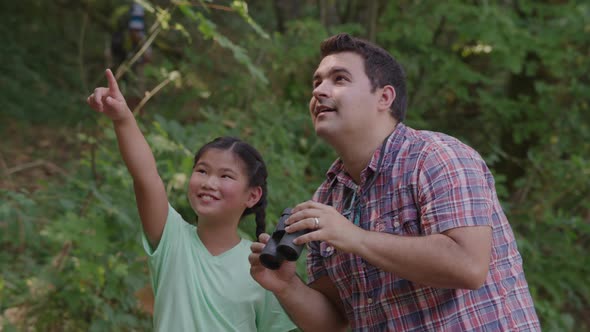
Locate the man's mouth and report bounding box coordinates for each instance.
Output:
[315,105,337,116]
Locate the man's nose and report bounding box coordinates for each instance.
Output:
[312,81,330,100]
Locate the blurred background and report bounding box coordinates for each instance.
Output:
[1,0,589,330]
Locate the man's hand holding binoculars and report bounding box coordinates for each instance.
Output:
[249,201,366,293]
[284,200,364,254]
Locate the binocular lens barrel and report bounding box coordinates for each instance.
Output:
[277,244,300,261]
[259,231,284,270]
[259,252,283,270]
[259,208,307,270]
[277,231,306,261]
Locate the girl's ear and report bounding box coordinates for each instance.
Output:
[378,85,396,112]
[246,186,263,208]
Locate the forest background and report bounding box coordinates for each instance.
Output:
[1,0,589,331]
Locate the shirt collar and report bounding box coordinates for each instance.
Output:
[324,122,407,186]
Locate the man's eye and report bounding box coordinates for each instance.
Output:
[335,75,346,82]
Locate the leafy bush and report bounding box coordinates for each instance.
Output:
[2,0,589,331]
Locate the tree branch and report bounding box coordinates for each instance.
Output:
[409,15,446,109]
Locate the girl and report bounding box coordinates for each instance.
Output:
[87,69,295,331]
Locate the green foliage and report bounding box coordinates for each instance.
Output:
[1,171,152,330]
[0,1,89,126]
[176,2,269,84]
[2,0,589,330]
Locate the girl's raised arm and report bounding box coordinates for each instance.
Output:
[87,69,168,246]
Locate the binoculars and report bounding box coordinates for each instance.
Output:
[259,208,308,270]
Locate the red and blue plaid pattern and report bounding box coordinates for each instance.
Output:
[307,123,540,331]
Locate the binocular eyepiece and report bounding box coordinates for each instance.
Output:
[259,208,307,270]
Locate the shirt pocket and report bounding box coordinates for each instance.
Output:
[370,209,403,235]
[370,208,421,236]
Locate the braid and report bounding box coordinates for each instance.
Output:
[246,174,267,238]
[254,206,266,239]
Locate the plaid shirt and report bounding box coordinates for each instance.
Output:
[307,123,540,331]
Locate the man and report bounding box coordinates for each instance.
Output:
[249,33,541,331]
[111,2,152,68]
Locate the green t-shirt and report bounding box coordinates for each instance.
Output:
[142,205,295,332]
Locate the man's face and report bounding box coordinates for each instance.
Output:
[309,52,382,141]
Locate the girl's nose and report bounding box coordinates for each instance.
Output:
[206,175,219,188]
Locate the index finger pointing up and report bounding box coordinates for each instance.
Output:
[105,69,120,94]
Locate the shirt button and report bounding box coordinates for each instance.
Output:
[393,221,400,228]
[367,298,373,304]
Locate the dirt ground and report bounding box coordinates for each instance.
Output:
[1,120,79,192]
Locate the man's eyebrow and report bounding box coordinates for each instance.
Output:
[312,67,352,81]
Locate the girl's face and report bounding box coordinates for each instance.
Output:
[188,149,261,223]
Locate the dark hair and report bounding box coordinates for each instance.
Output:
[193,136,268,238]
[320,33,408,122]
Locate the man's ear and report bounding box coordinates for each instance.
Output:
[378,85,396,112]
[246,186,263,208]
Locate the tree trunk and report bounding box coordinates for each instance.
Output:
[367,0,378,42]
[274,0,302,33]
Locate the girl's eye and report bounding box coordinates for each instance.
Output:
[196,169,206,174]
[221,174,234,179]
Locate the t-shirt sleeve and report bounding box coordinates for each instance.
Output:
[141,203,186,285]
[418,143,494,235]
[256,290,297,332]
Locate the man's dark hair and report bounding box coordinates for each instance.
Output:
[320,33,407,122]
[193,136,268,238]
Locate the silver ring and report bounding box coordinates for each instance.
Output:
[313,217,320,229]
